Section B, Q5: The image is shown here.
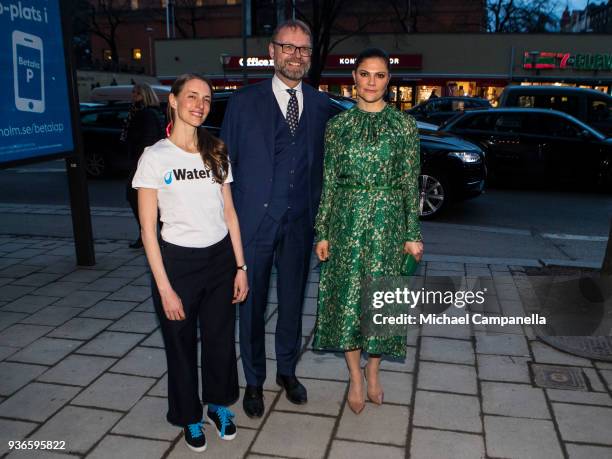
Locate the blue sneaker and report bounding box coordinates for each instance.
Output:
[183,422,207,452]
[207,406,237,440]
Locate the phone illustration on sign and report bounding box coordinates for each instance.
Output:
[12,30,45,113]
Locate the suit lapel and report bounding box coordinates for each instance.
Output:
[302,84,314,170]
[255,80,275,162]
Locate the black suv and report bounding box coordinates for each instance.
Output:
[407,96,491,126]
[441,108,612,190]
[79,92,486,218]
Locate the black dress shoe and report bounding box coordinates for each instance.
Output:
[276,374,308,405]
[243,385,264,418]
[129,237,143,249]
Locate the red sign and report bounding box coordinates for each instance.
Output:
[222,54,422,70]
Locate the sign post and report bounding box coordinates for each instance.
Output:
[0,0,95,266]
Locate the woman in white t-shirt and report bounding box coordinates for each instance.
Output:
[133,74,247,453]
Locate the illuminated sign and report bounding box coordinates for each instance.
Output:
[222,54,422,70]
[523,51,612,71]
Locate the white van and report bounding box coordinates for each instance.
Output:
[89,85,171,103]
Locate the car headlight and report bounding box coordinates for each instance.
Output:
[449,151,481,163]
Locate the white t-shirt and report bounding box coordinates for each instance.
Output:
[132,138,233,248]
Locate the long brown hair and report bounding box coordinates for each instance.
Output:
[167,74,229,183]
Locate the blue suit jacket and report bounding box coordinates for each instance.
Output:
[220,79,330,245]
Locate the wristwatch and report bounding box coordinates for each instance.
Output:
[237,265,248,272]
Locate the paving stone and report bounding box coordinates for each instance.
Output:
[21,306,81,327]
[421,320,472,340]
[108,311,159,334]
[601,370,612,389]
[531,342,593,367]
[167,426,256,458]
[0,285,36,302]
[12,272,63,287]
[48,318,111,340]
[379,347,417,372]
[427,261,465,272]
[0,418,37,456]
[251,411,334,458]
[546,388,612,406]
[79,300,137,320]
[112,396,179,440]
[275,378,345,416]
[231,387,277,429]
[596,362,612,370]
[0,324,53,347]
[141,329,164,348]
[33,405,122,454]
[8,337,81,365]
[77,331,145,357]
[38,354,116,386]
[566,444,612,459]
[0,382,80,422]
[0,361,47,396]
[420,337,475,364]
[72,373,155,411]
[418,361,477,395]
[413,390,481,433]
[583,367,607,392]
[373,370,412,405]
[336,403,409,446]
[484,416,563,459]
[1,294,57,313]
[296,351,349,381]
[32,282,84,298]
[553,403,612,445]
[82,276,133,292]
[148,374,168,398]
[110,346,167,378]
[134,297,154,312]
[0,345,19,361]
[0,264,39,278]
[477,355,531,383]
[0,311,27,332]
[60,269,108,283]
[482,382,550,419]
[410,428,485,459]
[329,440,404,459]
[87,435,170,459]
[106,285,152,303]
[475,333,529,356]
[52,290,109,309]
[131,273,151,287]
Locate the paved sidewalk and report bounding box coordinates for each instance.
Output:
[0,234,611,459]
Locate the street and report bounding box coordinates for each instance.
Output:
[1,160,610,268]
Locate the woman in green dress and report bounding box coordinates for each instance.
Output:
[313,48,424,414]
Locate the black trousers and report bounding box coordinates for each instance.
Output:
[126,171,140,232]
[152,235,239,426]
[240,212,314,386]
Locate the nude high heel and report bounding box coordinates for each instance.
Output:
[347,374,365,414]
[364,367,384,405]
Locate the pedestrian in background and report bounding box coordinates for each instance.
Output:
[133,74,248,452]
[122,82,165,248]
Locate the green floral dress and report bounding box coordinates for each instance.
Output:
[313,104,421,358]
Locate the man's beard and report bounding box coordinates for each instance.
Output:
[275,59,310,81]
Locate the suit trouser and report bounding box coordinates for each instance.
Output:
[152,235,239,426]
[240,212,314,386]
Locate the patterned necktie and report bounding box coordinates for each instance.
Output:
[286,88,299,135]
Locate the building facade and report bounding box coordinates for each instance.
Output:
[155,33,612,109]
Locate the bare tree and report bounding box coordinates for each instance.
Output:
[174,0,207,38]
[487,0,558,32]
[295,0,414,88]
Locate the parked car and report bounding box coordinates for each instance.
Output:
[79,91,486,218]
[89,84,171,103]
[440,108,612,190]
[406,96,491,126]
[498,85,612,136]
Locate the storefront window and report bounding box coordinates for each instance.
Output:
[416,86,442,104]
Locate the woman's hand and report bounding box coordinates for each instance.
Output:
[160,288,186,321]
[233,270,249,304]
[316,240,330,261]
[403,241,424,262]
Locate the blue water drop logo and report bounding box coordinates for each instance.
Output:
[164,171,173,184]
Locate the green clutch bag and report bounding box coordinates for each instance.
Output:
[401,254,420,276]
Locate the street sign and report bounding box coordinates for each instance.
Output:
[0,0,74,165]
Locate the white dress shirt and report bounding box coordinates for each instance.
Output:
[272,74,304,120]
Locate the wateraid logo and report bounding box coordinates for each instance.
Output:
[164,171,173,184]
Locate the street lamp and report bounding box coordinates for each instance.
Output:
[146,26,154,76]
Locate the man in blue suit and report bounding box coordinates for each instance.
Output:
[220,19,329,418]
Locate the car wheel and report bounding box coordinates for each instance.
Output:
[85,151,106,178]
[418,173,449,219]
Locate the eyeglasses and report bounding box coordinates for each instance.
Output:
[272,41,313,57]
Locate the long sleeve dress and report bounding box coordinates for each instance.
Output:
[313,104,421,359]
